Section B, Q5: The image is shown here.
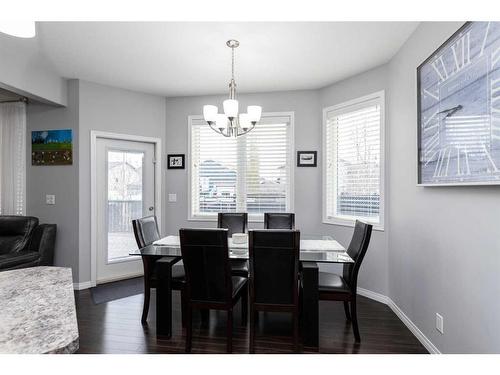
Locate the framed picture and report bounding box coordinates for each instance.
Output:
[417,21,500,186]
[167,154,185,169]
[32,129,73,166]
[297,151,317,167]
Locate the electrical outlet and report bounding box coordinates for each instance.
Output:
[436,313,444,334]
[46,194,56,205]
[168,193,177,202]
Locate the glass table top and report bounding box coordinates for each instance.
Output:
[130,234,354,264]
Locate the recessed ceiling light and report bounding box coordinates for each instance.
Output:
[0,21,36,38]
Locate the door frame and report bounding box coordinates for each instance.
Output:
[90,130,162,287]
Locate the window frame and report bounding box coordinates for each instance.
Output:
[322,90,385,231]
[188,111,295,222]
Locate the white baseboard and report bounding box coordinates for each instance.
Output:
[357,287,441,354]
[386,298,441,354]
[73,281,92,290]
[357,287,389,305]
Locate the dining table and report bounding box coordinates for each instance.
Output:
[129,234,354,348]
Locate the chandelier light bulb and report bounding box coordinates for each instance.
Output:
[239,113,251,130]
[216,114,228,130]
[203,105,218,122]
[223,99,239,118]
[247,106,262,122]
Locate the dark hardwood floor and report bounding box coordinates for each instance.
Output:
[74,280,428,354]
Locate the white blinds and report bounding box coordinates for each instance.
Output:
[190,114,292,219]
[0,102,26,215]
[325,98,381,224]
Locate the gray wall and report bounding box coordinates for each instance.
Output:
[77,80,167,283]
[0,32,67,106]
[388,22,500,353]
[25,79,79,280]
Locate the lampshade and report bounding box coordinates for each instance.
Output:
[239,113,251,130]
[0,21,36,38]
[203,105,218,122]
[223,99,239,118]
[216,114,228,129]
[247,106,262,122]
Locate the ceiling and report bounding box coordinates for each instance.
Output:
[36,22,418,97]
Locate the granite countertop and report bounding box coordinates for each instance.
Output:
[0,266,79,353]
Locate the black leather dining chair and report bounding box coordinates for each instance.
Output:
[264,213,295,229]
[132,216,186,325]
[248,229,300,353]
[217,212,249,277]
[179,228,248,353]
[317,220,372,342]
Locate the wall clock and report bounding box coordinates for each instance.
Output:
[417,22,500,185]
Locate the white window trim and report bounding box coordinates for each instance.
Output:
[322,90,385,231]
[187,111,295,223]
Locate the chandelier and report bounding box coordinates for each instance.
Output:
[203,40,262,137]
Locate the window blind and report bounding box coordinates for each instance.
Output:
[325,98,382,225]
[190,114,292,219]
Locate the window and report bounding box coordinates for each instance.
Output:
[323,91,384,229]
[189,113,294,221]
[0,102,26,215]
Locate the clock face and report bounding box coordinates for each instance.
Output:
[417,22,500,185]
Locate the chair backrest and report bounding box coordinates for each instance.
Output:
[0,215,39,254]
[342,220,373,291]
[179,228,233,304]
[217,212,248,237]
[264,213,295,230]
[249,229,300,306]
[132,215,160,248]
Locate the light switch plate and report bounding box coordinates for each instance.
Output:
[168,193,177,202]
[46,194,56,205]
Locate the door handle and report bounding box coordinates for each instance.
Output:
[148,206,154,211]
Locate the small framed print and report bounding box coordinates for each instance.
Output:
[297,151,317,167]
[167,154,185,169]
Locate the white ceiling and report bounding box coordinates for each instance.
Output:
[36,22,418,97]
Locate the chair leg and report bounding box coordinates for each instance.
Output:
[227,308,233,353]
[350,296,361,342]
[185,306,193,352]
[293,310,299,353]
[249,307,255,354]
[343,301,351,321]
[241,285,248,326]
[141,279,150,324]
[180,289,187,328]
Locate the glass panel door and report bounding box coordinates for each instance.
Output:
[107,150,144,262]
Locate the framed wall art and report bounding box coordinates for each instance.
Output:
[167,154,185,169]
[31,129,73,166]
[417,21,500,185]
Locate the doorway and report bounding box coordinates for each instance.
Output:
[91,132,162,285]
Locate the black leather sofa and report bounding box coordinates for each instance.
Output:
[0,215,57,271]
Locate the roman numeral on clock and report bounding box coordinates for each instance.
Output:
[451,31,471,72]
[432,55,448,82]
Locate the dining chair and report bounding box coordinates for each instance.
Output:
[264,212,295,229]
[132,216,186,325]
[179,228,248,353]
[317,220,372,342]
[217,212,249,277]
[248,229,300,353]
